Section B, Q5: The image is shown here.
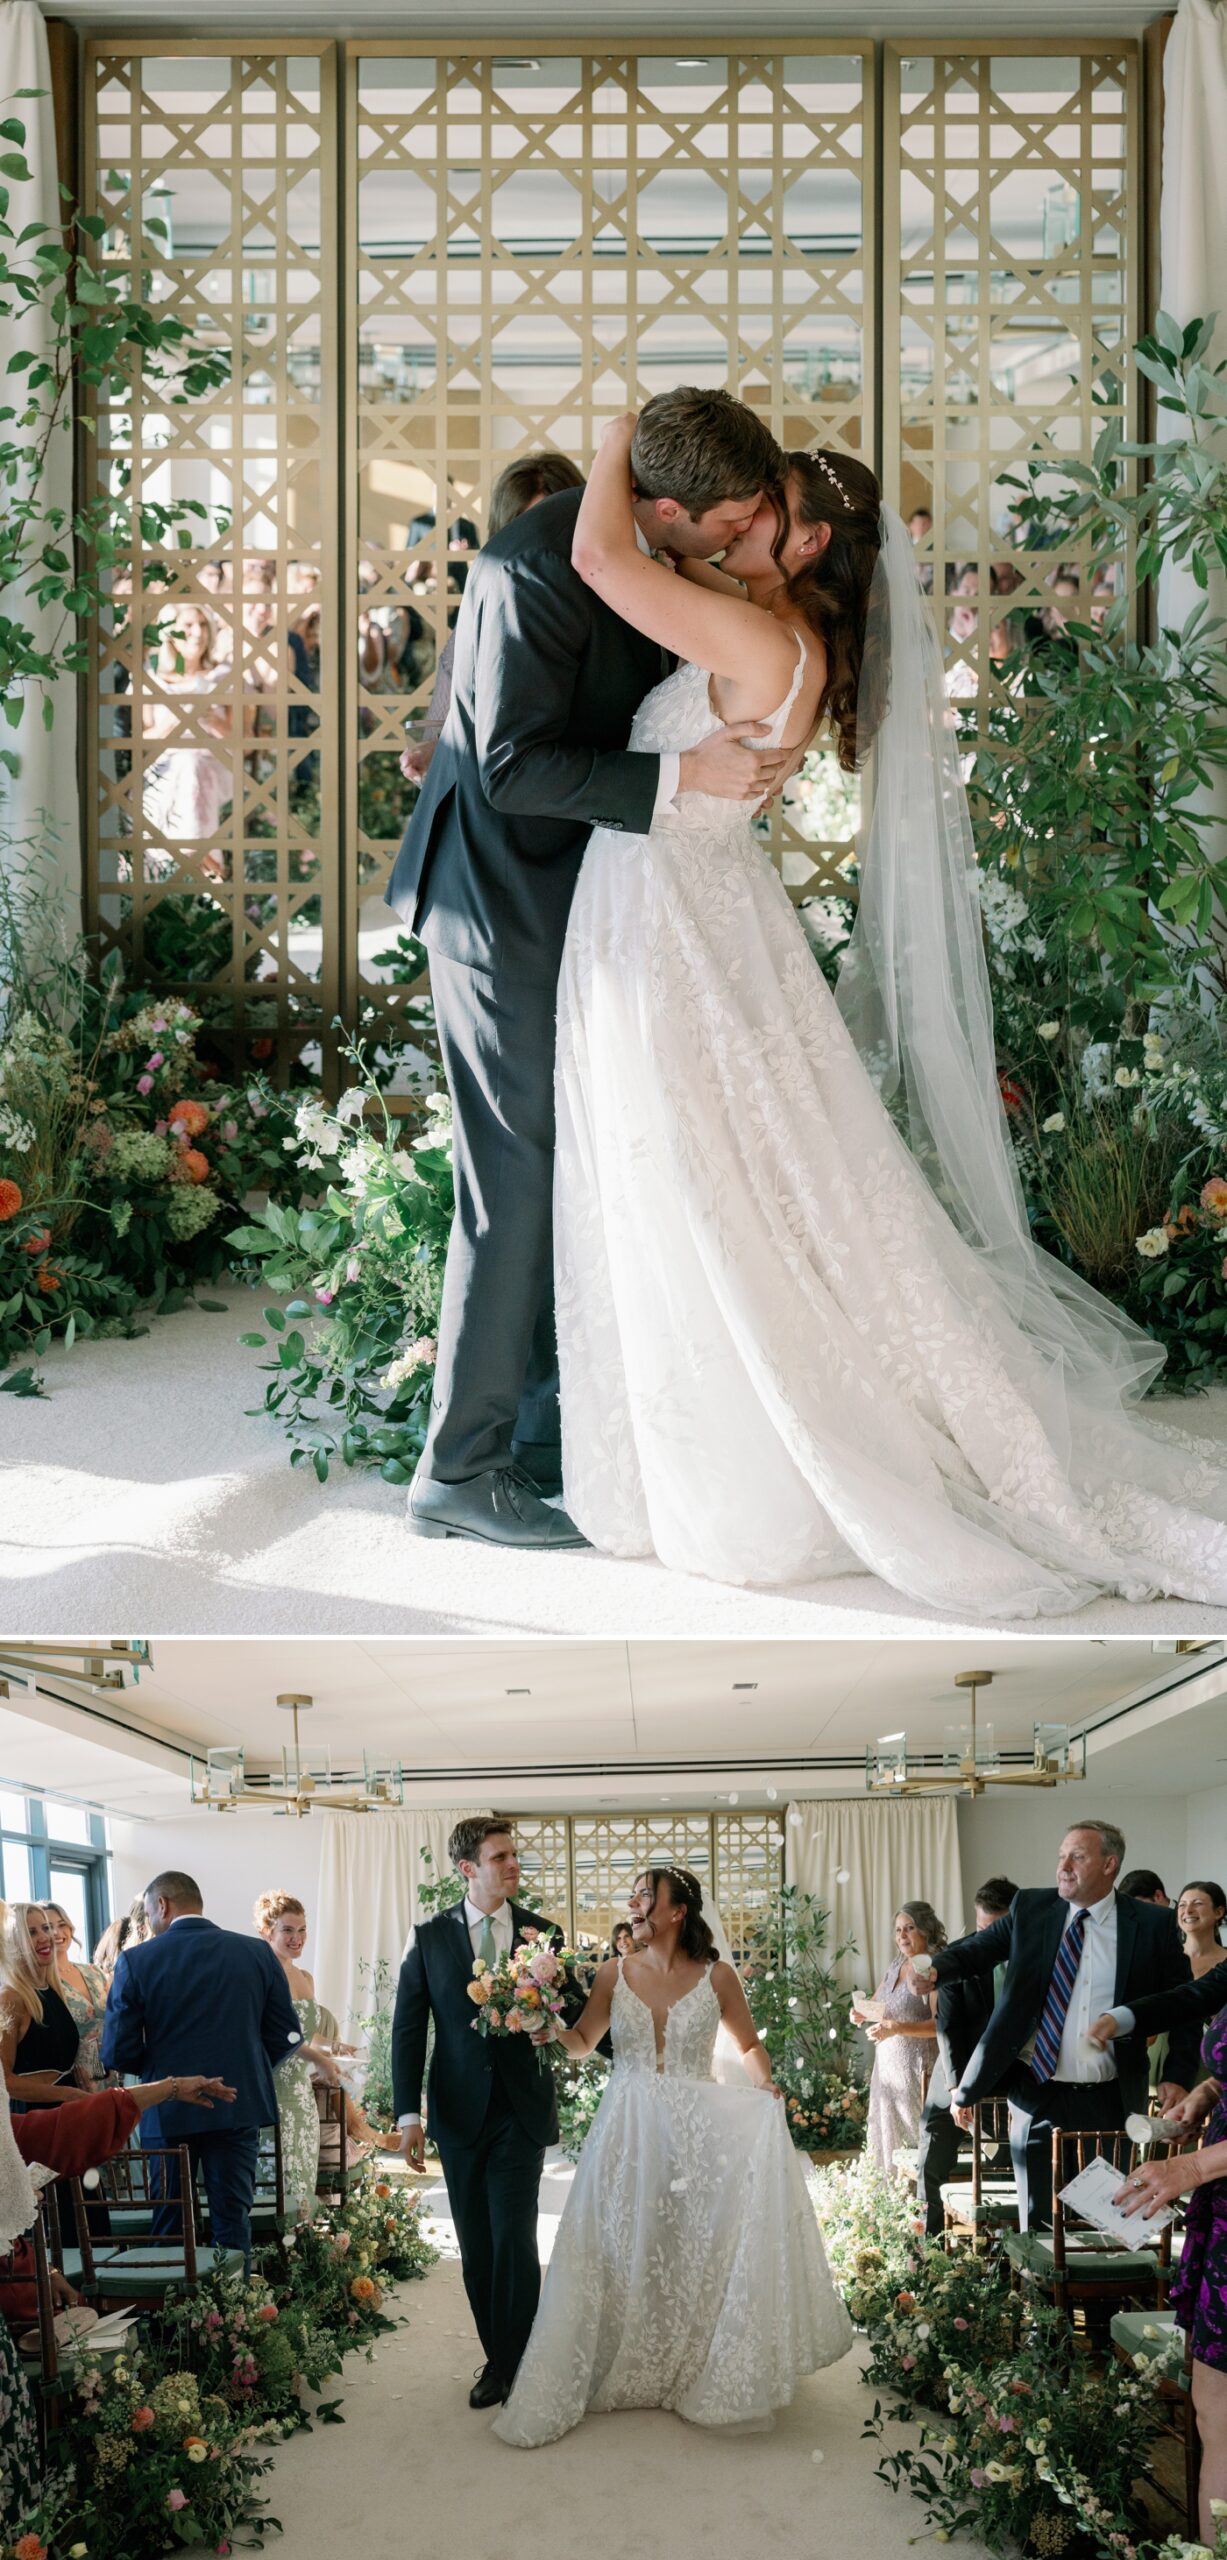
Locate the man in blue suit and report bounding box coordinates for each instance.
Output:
[101,1869,301,2265]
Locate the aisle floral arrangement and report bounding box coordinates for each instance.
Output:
[812,2155,1209,2560]
[0,2173,438,2560]
[742,1888,869,2152]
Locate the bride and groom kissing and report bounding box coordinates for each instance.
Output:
[389,1815,853,2448]
[390,386,1227,1619]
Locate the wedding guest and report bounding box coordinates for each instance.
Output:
[101,1871,300,2269]
[1112,1999,1227,2542]
[254,1890,338,2217]
[1179,1882,1227,1976]
[1120,1868,1169,1904]
[399,452,585,785]
[0,1903,89,2110]
[46,1903,113,2091]
[610,1921,635,1960]
[92,1914,128,1978]
[906,504,934,592]
[857,1902,943,2173]
[917,1820,1198,2228]
[916,1875,1017,2236]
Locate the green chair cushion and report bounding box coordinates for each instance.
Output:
[1111,2309,1178,2354]
[1005,2232,1165,2284]
[62,2244,244,2296]
[941,2180,1018,2221]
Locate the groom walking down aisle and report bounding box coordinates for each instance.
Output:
[388,389,790,1551]
[392,1819,578,2409]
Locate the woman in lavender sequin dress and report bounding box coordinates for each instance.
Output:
[1115,1993,1227,2541]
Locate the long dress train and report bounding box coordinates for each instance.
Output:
[553,635,1227,1615]
[494,1960,852,2448]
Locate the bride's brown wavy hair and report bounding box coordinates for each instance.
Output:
[771,449,885,771]
[638,1867,718,1963]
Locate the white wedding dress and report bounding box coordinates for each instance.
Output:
[494,1961,852,2449]
[553,632,1227,1616]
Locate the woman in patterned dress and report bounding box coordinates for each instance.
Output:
[46,1903,114,2089]
[1114,1996,1227,2542]
[857,1903,943,2174]
[254,1892,337,2219]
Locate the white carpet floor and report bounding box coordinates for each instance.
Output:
[245,2160,990,2560]
[5,1284,1227,1638]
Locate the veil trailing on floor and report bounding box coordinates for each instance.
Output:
[834,504,1165,1412]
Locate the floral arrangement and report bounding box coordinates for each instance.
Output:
[553,2054,610,2162]
[742,1889,868,2153]
[2,2168,438,2560]
[466,1928,579,2043]
[229,1047,453,1482]
[810,2156,1198,2560]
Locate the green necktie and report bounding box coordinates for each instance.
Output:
[479,1913,497,1969]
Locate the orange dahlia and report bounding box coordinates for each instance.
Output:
[169,1098,210,1138]
[36,1267,62,1293]
[22,1226,50,1255]
[169,1147,210,1185]
[0,1178,22,1220]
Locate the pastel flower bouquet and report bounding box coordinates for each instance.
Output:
[465,1928,588,2052]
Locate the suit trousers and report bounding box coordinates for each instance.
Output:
[148,2126,260,2268]
[916,2061,962,2238]
[435,2081,546,2387]
[423,947,562,1482]
[1007,2069,1125,2231]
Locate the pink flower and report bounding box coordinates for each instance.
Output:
[167,2490,187,2513]
[346,1257,361,1282]
[137,1074,154,1095]
[998,2416,1016,2432]
[901,2354,915,2370]
[970,2469,986,2490]
[953,2317,969,2330]
[204,2310,222,2331]
[1200,1176,1227,1218]
[223,1119,238,1141]
[147,1051,164,1070]
[257,2303,278,2321]
[315,1286,334,1304]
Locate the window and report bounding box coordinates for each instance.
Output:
[0,1791,112,1948]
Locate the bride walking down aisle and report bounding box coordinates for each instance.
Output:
[555,416,1227,1616]
[494,1866,852,2450]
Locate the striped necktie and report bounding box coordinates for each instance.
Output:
[1031,1907,1089,2085]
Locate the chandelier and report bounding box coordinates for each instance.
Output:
[866,1670,1087,1799]
[189,1695,405,1818]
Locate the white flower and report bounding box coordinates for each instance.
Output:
[1038,1020,1061,1040]
[335,1085,369,1125]
[1114,1065,1141,1089]
[1143,1035,1166,1064]
[1135,1227,1170,1260]
[1042,1111,1065,1133]
[1081,1041,1115,1100]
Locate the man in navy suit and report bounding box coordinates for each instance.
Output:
[101,1869,300,2265]
[915,1873,1017,2235]
[909,1822,1199,2229]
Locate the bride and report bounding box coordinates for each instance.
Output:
[494,1865,852,2449]
[553,413,1227,1616]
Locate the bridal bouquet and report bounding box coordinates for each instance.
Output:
[466,1928,586,2045]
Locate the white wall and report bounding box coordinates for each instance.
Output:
[957,1778,1191,1908]
[110,1813,324,1945]
[1185,1784,1227,1890]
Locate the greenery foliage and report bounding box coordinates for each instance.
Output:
[3,2174,437,2560]
[742,1887,868,2151]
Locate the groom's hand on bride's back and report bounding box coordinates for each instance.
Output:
[680,720,792,805]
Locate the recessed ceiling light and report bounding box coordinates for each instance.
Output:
[505,1686,531,1695]
[676,58,707,67]
[732,1681,757,1691]
[494,57,541,68]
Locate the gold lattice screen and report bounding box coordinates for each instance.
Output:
[504,1810,785,1952]
[81,38,1139,1077]
[886,42,1138,758]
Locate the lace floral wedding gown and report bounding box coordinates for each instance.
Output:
[553,637,1227,1615]
[494,1960,852,2449]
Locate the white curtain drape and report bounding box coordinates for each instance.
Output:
[315,1808,474,2036]
[1159,0,1227,917]
[0,2,81,948]
[784,1797,964,1997]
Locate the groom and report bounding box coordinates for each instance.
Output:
[388,388,788,1548]
[392,1816,579,2407]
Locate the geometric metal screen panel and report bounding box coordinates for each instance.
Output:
[499,1810,784,1954]
[347,41,873,1051]
[884,42,1139,757]
[83,44,338,1082]
[80,38,1141,1077]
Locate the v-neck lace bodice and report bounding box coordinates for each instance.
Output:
[611,1961,721,2080]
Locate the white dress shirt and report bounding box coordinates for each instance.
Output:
[397,1896,514,2127]
[634,522,681,820]
[1023,1889,1119,2084]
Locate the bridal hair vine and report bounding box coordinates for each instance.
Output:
[810,451,852,512]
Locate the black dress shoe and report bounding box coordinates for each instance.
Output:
[406,1466,588,1551]
[511,1440,565,1501]
[468,2364,505,2409]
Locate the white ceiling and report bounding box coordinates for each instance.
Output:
[2,1639,1222,1819]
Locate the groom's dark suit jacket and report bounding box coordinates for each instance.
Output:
[386,486,666,987]
[392,1900,573,2150]
[930,1888,1199,2114]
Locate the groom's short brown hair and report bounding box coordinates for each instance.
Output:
[448,1815,514,1871]
[631,388,783,518]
